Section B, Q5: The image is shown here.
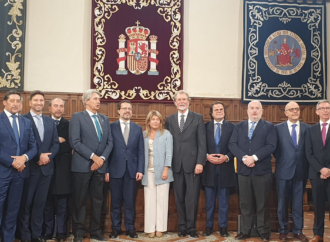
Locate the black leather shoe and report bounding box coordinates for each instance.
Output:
[73,237,83,242]
[126,230,138,238]
[43,234,52,241]
[220,227,229,237]
[260,233,270,241]
[109,229,122,238]
[56,234,66,242]
[235,233,250,240]
[90,233,107,241]
[178,230,187,237]
[31,237,46,242]
[188,230,199,238]
[202,227,213,236]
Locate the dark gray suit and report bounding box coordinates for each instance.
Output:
[165,110,206,232]
[69,111,113,237]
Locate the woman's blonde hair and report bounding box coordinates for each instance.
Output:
[145,110,165,138]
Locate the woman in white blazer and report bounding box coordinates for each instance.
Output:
[141,110,173,238]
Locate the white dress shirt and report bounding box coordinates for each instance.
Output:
[287,120,300,145]
[177,109,189,126]
[119,119,130,134]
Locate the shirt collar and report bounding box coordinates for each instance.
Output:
[248,119,259,125]
[4,109,18,118]
[320,119,330,126]
[86,109,97,117]
[214,119,224,125]
[178,109,189,117]
[120,118,130,124]
[30,110,42,118]
[287,120,300,127]
[52,116,62,121]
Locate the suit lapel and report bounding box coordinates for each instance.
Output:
[98,115,107,142]
[207,121,215,149]
[172,112,181,133]
[82,111,99,141]
[18,115,26,144]
[26,112,42,144]
[181,111,193,133]
[115,120,126,145]
[127,121,135,146]
[284,122,296,148]
[325,123,330,145]
[251,119,264,139]
[297,122,305,148]
[56,117,66,133]
[315,123,323,145]
[1,112,16,142]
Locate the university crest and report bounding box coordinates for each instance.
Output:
[116,21,159,76]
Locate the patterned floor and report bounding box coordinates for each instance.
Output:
[20,212,330,242]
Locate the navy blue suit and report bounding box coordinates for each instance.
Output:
[17,112,59,240]
[202,120,236,229]
[108,120,144,231]
[0,111,37,242]
[229,119,277,235]
[274,121,310,234]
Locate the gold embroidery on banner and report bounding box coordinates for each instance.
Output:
[0,0,24,89]
[93,0,182,101]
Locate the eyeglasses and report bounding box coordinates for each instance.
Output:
[318,107,330,111]
[286,107,300,112]
[120,107,132,111]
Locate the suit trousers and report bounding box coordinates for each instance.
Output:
[238,173,271,235]
[72,171,104,237]
[43,194,70,236]
[173,167,201,232]
[144,171,170,233]
[17,169,52,240]
[110,168,137,231]
[276,177,305,234]
[310,178,330,237]
[0,170,24,242]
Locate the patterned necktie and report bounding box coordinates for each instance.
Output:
[123,122,129,145]
[92,115,102,142]
[12,115,20,155]
[55,120,59,126]
[291,124,297,148]
[322,123,327,146]
[248,121,256,140]
[35,115,44,142]
[179,115,185,132]
[215,123,221,145]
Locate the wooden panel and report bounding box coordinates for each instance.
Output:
[0,91,319,233]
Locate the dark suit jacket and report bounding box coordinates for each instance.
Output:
[202,120,236,188]
[0,112,37,178]
[69,111,113,173]
[165,111,206,174]
[23,112,59,176]
[274,121,310,181]
[108,120,144,179]
[53,117,72,194]
[305,122,330,179]
[229,119,277,176]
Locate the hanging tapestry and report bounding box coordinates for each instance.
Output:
[0,0,26,91]
[242,0,327,103]
[91,0,183,103]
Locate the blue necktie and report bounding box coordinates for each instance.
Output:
[291,124,297,148]
[92,115,102,142]
[12,115,20,155]
[55,120,59,126]
[248,121,256,140]
[215,123,221,145]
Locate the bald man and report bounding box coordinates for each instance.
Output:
[274,102,310,241]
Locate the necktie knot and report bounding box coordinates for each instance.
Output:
[323,123,328,127]
[55,120,59,126]
[292,124,296,128]
[11,114,17,120]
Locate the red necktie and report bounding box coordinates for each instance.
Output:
[322,123,328,146]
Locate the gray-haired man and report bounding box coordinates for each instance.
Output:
[69,89,113,242]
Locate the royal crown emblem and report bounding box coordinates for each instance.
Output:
[116,21,159,75]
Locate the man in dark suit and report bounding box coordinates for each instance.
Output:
[17,90,59,242]
[69,89,113,242]
[0,91,37,242]
[274,102,310,242]
[229,100,277,241]
[305,100,330,242]
[43,98,72,241]
[105,100,144,239]
[202,101,236,237]
[165,90,206,238]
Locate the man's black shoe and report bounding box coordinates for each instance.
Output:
[56,233,66,242]
[188,230,199,238]
[31,237,45,242]
[178,230,187,237]
[90,233,107,241]
[109,229,122,238]
[220,227,229,237]
[202,227,213,236]
[126,230,138,238]
[260,233,270,241]
[235,233,250,240]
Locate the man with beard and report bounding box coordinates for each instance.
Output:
[106,100,144,239]
[165,90,206,238]
[43,98,72,241]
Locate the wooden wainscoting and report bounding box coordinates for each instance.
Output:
[0,91,320,232]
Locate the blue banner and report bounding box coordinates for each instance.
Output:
[242,0,327,103]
